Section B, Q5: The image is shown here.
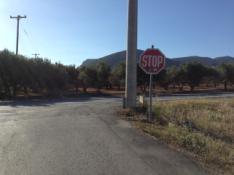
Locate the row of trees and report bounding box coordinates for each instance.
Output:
[144,63,234,92]
[0,50,113,98]
[79,59,234,92]
[0,50,69,98]
[0,49,234,99]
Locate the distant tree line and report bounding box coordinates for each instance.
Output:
[0,49,234,99]
[138,62,234,92]
[109,59,234,92]
[0,50,68,98]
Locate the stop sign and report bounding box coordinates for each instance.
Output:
[139,48,166,74]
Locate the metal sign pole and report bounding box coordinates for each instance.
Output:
[140,46,166,122]
[148,74,153,121]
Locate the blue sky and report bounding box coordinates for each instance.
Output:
[0,0,233,65]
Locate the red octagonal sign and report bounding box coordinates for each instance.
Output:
[139,48,166,75]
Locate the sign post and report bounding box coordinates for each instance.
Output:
[139,46,166,121]
[149,74,153,121]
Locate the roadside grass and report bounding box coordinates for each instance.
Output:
[132,98,234,175]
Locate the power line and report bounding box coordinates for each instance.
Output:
[22,26,39,55]
[23,28,29,37]
[10,15,27,55]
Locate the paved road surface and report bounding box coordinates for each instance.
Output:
[0,98,207,175]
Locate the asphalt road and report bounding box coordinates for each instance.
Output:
[0,97,207,175]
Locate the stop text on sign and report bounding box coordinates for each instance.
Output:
[139,48,166,75]
[141,55,164,68]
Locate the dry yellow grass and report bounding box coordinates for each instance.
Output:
[156,99,234,143]
[134,98,234,175]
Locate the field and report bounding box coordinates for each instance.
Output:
[132,98,234,175]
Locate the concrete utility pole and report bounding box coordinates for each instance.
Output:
[125,0,138,108]
[10,15,27,55]
[32,53,40,58]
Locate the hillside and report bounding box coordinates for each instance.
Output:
[81,50,234,69]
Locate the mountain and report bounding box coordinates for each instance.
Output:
[81,50,234,69]
[214,56,234,65]
[82,50,132,69]
[173,56,213,66]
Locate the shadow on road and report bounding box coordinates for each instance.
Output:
[0,94,120,107]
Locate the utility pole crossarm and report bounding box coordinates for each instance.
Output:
[10,15,27,19]
[32,53,40,58]
[10,15,27,55]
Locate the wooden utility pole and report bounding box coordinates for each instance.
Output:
[125,0,138,108]
[10,15,27,55]
[32,53,40,58]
